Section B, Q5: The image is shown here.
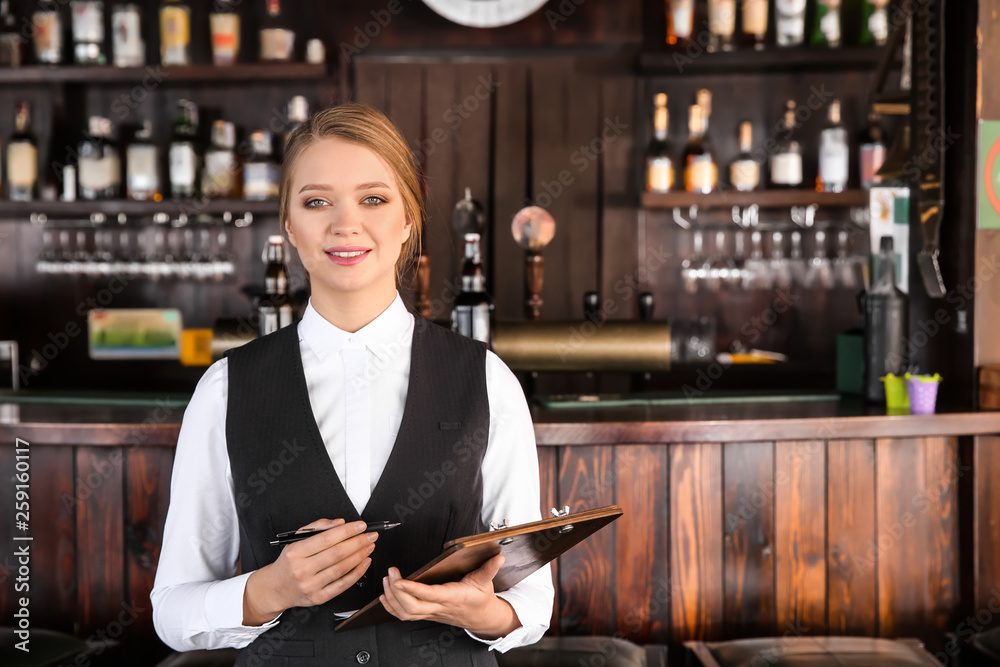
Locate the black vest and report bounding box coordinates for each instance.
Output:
[225,316,498,667]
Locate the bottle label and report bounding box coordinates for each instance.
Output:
[819,136,849,186]
[820,9,841,44]
[453,304,491,345]
[160,7,190,48]
[869,8,888,43]
[210,13,241,62]
[776,0,807,44]
[203,151,236,197]
[646,157,674,193]
[244,163,280,199]
[72,2,104,42]
[730,159,760,191]
[771,153,803,186]
[169,144,197,189]
[127,145,160,194]
[260,28,295,61]
[112,8,144,67]
[32,11,62,63]
[708,0,736,37]
[670,0,694,39]
[860,144,886,188]
[742,0,768,36]
[684,157,717,193]
[79,156,115,191]
[8,144,37,187]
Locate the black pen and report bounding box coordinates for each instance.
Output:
[270,521,401,547]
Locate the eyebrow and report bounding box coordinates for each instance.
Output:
[297,181,392,194]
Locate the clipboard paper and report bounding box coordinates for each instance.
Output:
[335,504,623,632]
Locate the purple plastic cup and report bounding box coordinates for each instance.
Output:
[907,377,941,415]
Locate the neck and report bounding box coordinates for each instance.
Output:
[309,283,398,333]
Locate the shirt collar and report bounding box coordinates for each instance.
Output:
[298,292,413,364]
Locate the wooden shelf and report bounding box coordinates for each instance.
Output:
[0,199,278,218]
[0,62,326,84]
[638,46,888,76]
[641,189,869,210]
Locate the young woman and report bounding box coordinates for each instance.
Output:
[151,104,553,666]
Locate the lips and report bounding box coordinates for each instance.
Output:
[325,246,371,266]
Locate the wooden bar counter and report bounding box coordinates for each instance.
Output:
[1,393,998,660]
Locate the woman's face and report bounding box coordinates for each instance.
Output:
[284,137,411,303]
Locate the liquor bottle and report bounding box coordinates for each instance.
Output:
[861,0,890,46]
[666,0,694,48]
[260,0,295,61]
[111,3,144,67]
[32,1,63,64]
[817,99,849,192]
[859,111,886,189]
[259,235,294,336]
[775,0,807,47]
[811,0,842,48]
[210,0,240,65]
[0,0,25,66]
[159,0,191,66]
[78,116,120,200]
[862,236,908,402]
[451,233,493,346]
[7,101,38,201]
[741,0,769,50]
[126,120,161,201]
[243,130,279,200]
[770,100,803,189]
[284,95,309,148]
[707,0,736,52]
[645,93,673,193]
[70,0,105,64]
[168,99,200,198]
[683,93,717,194]
[729,121,760,192]
[202,120,238,198]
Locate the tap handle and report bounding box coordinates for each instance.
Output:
[638,292,655,321]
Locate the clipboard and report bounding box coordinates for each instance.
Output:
[335,504,623,632]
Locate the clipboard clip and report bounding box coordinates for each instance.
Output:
[550,506,574,533]
[489,519,515,545]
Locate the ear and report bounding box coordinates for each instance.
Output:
[401,214,413,244]
[284,219,298,248]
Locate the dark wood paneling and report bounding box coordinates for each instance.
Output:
[775,440,827,635]
[536,445,560,636]
[876,437,960,642]
[614,445,669,644]
[827,438,877,635]
[30,446,77,632]
[669,443,724,642]
[125,447,174,638]
[75,447,125,635]
[975,435,1000,618]
[723,442,775,638]
[492,63,529,322]
[557,446,616,636]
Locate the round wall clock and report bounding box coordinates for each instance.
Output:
[421,0,550,28]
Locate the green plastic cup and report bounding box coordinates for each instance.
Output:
[881,373,910,411]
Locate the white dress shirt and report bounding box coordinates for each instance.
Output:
[151,293,553,654]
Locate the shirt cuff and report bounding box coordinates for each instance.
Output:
[464,589,550,653]
[204,571,284,639]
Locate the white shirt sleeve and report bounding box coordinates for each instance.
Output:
[151,359,283,651]
[465,350,554,652]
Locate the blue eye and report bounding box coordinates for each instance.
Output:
[303,198,326,208]
[362,195,386,206]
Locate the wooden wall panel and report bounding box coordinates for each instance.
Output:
[827,439,877,635]
[558,446,616,636]
[614,445,669,644]
[974,435,1000,620]
[669,443,724,642]
[75,447,125,635]
[876,437,960,641]
[125,448,174,638]
[29,446,77,632]
[775,440,827,635]
[722,442,776,638]
[536,445,560,636]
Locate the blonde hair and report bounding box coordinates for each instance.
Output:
[279,103,423,276]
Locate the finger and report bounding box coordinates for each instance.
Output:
[381,570,427,620]
[385,567,449,605]
[294,521,374,559]
[311,535,376,579]
[462,554,505,589]
[319,556,372,599]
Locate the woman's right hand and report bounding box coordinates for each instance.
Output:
[242,518,377,626]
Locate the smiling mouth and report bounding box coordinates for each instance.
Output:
[327,250,370,258]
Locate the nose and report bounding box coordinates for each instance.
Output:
[328,203,362,237]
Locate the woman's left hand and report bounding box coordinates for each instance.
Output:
[379,554,521,640]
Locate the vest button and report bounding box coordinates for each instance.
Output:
[356,650,371,664]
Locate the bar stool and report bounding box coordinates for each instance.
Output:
[685,636,943,667]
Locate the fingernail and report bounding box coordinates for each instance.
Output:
[368,532,378,542]
[354,522,366,533]
[367,543,375,553]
